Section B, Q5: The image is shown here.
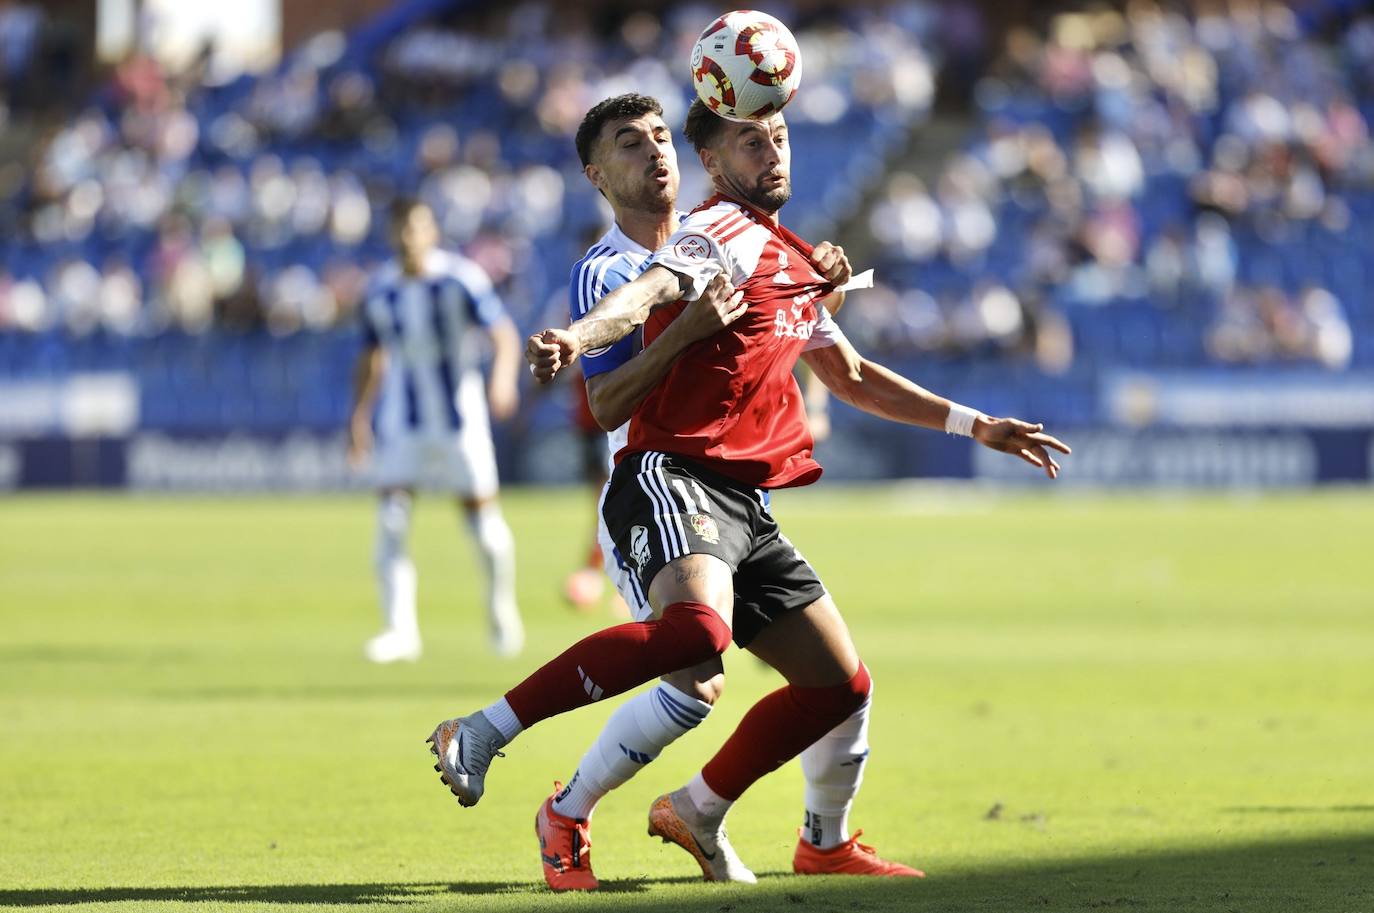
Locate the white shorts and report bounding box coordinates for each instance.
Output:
[596,480,652,619]
[373,427,499,497]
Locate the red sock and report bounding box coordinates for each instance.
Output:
[504,601,731,728]
[702,663,872,800]
[584,539,602,571]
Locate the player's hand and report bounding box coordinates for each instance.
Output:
[526,328,579,384]
[812,242,852,287]
[679,273,746,341]
[972,416,1072,479]
[346,416,373,469]
[488,378,519,422]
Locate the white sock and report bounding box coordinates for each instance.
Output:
[553,681,711,819]
[464,502,521,639]
[686,771,733,822]
[799,693,872,849]
[375,492,417,637]
[481,696,524,744]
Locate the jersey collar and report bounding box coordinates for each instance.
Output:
[693,193,832,293]
[607,211,687,256]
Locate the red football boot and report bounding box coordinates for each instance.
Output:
[534,784,598,891]
[792,829,926,877]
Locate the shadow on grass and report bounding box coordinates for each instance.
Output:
[3,833,1371,911]
[0,878,697,906]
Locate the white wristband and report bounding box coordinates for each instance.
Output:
[944,403,979,437]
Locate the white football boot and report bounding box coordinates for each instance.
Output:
[427,712,507,807]
[364,629,421,664]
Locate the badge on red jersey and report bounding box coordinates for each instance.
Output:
[673,235,712,261]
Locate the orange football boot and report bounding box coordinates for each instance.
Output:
[792,829,926,877]
[535,783,598,891]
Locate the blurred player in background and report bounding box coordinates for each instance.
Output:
[348,198,525,662]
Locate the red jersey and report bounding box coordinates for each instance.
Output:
[616,194,844,489]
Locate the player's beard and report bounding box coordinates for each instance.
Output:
[615,170,677,215]
[629,183,676,214]
[741,173,791,212]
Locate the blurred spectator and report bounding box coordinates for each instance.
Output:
[0,0,42,107]
[1297,285,1353,370]
[1208,283,1352,370]
[98,257,143,334]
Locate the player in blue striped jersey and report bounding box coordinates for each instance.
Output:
[348,199,525,663]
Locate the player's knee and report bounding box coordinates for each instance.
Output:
[376,492,412,548]
[842,662,873,710]
[662,655,725,704]
[696,670,726,704]
[661,600,733,661]
[796,662,872,722]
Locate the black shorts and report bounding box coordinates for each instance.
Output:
[601,450,827,648]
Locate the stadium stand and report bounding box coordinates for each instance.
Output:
[1,1,1371,483]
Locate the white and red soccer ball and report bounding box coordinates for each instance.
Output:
[690,10,803,122]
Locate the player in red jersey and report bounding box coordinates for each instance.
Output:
[429,99,1070,884]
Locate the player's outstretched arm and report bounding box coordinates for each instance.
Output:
[485,317,522,422]
[802,337,1071,478]
[526,265,691,384]
[584,274,745,430]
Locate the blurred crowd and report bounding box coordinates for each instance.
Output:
[0,1,83,113]
[0,2,936,339]
[854,0,1369,371]
[0,0,1367,375]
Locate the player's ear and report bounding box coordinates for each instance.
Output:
[583,163,603,190]
[698,147,718,178]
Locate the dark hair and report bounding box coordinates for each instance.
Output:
[574,93,664,167]
[389,196,429,224]
[683,98,730,153]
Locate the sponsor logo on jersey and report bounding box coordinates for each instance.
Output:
[630,524,651,568]
[689,513,720,544]
[774,288,822,340]
[774,309,819,340]
[774,249,794,285]
[673,234,712,261]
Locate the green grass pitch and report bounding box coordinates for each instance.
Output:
[2,487,1372,912]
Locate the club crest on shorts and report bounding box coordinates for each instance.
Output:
[689,513,720,544]
[630,525,651,569]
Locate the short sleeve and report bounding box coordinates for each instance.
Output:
[570,256,638,379]
[451,258,506,328]
[802,306,848,352]
[649,212,735,301]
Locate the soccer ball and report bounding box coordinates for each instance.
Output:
[690,10,802,122]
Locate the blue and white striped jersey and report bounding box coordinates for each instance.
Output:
[361,249,507,439]
[569,215,683,456]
